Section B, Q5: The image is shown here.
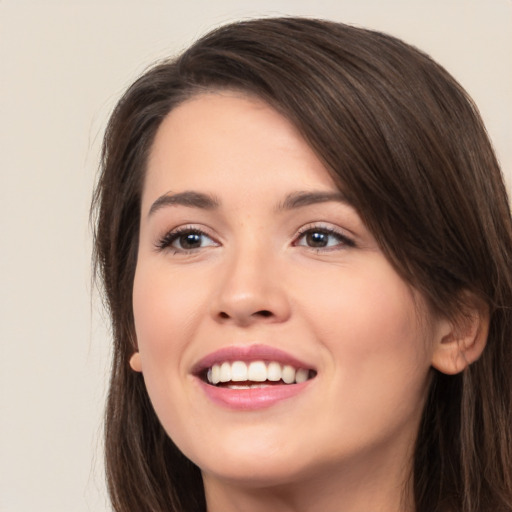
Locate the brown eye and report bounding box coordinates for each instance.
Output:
[177,232,203,249]
[157,228,218,252]
[305,231,329,247]
[295,227,355,250]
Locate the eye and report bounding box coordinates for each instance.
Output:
[294,227,355,250]
[156,227,218,253]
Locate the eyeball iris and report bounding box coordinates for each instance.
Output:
[306,231,329,247]
[178,233,203,249]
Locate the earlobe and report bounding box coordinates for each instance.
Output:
[431,299,489,375]
[129,352,143,372]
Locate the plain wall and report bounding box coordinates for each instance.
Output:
[0,1,510,511]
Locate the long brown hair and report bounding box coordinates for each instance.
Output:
[92,17,512,512]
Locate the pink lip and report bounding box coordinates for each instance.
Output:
[197,379,312,410]
[192,344,315,410]
[192,344,314,373]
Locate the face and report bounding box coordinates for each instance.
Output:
[133,92,445,490]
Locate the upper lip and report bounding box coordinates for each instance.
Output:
[191,344,316,375]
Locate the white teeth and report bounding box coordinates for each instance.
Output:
[281,365,296,384]
[231,361,248,381]
[211,364,220,384]
[228,383,269,389]
[247,361,267,382]
[295,368,309,383]
[219,362,231,382]
[206,360,312,386]
[267,361,282,381]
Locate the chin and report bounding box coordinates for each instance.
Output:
[183,429,338,489]
[199,455,316,489]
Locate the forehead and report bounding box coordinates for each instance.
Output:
[142,92,339,210]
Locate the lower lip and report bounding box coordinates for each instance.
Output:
[197,379,312,410]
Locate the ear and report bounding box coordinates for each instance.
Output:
[431,296,489,375]
[129,352,143,372]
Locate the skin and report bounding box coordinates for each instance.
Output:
[131,92,481,512]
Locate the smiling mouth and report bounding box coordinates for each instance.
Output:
[202,360,317,388]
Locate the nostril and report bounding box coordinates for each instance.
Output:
[255,310,273,318]
[218,310,272,319]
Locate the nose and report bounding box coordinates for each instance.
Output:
[210,245,291,327]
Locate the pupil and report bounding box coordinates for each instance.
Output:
[307,232,327,247]
[180,233,201,249]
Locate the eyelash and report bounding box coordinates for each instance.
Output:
[293,225,356,251]
[155,226,218,254]
[155,224,355,254]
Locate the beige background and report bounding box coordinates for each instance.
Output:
[0,1,510,511]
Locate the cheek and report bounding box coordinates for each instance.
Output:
[131,263,207,441]
[132,262,207,357]
[300,262,433,411]
[131,261,208,430]
[302,263,424,348]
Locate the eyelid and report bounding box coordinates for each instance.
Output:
[154,224,220,253]
[293,223,356,249]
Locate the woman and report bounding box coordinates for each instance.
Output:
[92,17,512,512]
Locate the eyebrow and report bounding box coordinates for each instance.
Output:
[275,191,351,211]
[148,189,351,218]
[148,191,220,217]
